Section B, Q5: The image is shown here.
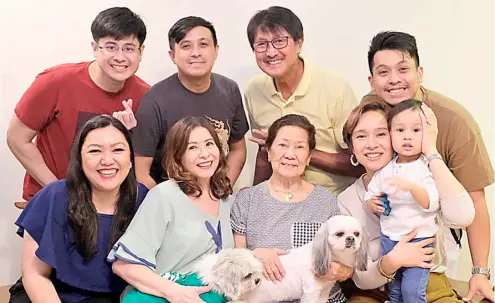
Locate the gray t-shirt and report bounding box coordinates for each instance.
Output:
[108,180,234,275]
[132,73,249,183]
[230,181,345,303]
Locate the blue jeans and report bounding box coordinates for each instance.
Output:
[381,234,433,303]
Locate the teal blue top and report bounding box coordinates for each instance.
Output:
[121,271,227,303]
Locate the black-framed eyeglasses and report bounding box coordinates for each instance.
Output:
[252,36,289,53]
[97,43,141,55]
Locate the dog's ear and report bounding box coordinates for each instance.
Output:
[212,260,241,300]
[312,222,330,276]
[355,231,369,271]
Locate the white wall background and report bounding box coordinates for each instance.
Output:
[0,0,493,286]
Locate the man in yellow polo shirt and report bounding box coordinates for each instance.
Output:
[244,6,363,195]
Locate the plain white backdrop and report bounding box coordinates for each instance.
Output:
[0,0,493,286]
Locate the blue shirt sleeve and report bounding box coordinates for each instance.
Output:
[15,180,69,269]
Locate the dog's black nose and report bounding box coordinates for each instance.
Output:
[345,236,355,248]
[255,278,260,285]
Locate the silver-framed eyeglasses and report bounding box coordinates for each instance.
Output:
[97,43,141,55]
[253,36,289,53]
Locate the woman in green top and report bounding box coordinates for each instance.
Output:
[108,116,234,302]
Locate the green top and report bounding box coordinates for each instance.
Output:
[107,180,234,298]
[121,271,228,303]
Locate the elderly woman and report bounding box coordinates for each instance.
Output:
[231,114,349,303]
[109,116,234,302]
[338,101,476,302]
[10,115,148,303]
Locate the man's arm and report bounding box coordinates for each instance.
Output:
[310,150,364,177]
[135,155,157,189]
[6,114,57,187]
[253,147,272,185]
[226,138,247,185]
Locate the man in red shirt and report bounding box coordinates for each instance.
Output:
[6,7,150,201]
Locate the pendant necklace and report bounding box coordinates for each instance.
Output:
[270,180,303,202]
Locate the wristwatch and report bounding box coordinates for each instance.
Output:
[426,152,443,163]
[472,267,491,279]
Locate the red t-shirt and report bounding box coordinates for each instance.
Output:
[15,61,150,200]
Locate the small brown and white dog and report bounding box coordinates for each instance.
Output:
[242,215,368,303]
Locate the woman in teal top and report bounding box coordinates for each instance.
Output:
[108,117,234,302]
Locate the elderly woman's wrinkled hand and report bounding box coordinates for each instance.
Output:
[388,230,436,269]
[419,103,439,157]
[253,248,288,282]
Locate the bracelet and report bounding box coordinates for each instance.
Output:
[377,256,396,282]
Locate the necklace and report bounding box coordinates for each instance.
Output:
[270,180,303,202]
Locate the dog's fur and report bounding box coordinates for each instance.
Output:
[194,248,263,302]
[243,215,368,303]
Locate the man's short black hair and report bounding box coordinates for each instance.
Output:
[168,16,218,50]
[368,31,420,75]
[247,6,303,51]
[91,7,147,46]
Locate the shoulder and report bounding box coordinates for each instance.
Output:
[16,180,70,230]
[312,184,338,200]
[338,177,364,203]
[237,182,266,198]
[424,87,481,133]
[211,73,239,89]
[306,63,352,93]
[245,73,269,95]
[35,62,89,84]
[126,74,151,92]
[135,180,181,213]
[149,180,186,202]
[144,74,180,101]
[311,64,349,86]
[37,180,69,200]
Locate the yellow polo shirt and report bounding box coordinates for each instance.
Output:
[245,61,358,195]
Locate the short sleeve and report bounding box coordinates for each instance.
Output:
[243,91,260,133]
[364,174,381,200]
[229,84,249,142]
[15,181,67,269]
[230,188,251,235]
[421,172,440,212]
[107,186,171,270]
[322,189,341,219]
[447,133,494,191]
[131,93,163,157]
[331,83,358,149]
[14,70,60,131]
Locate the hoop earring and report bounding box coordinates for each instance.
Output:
[350,154,359,167]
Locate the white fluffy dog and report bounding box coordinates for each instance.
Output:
[194,248,264,302]
[243,215,368,303]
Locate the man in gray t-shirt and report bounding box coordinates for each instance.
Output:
[132,16,249,189]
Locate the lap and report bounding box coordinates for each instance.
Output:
[344,273,463,303]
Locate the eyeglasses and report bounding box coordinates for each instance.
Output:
[97,43,141,55]
[252,36,289,53]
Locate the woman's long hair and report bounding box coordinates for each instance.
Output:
[163,116,232,199]
[66,115,137,260]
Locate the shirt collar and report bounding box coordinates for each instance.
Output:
[263,56,313,99]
